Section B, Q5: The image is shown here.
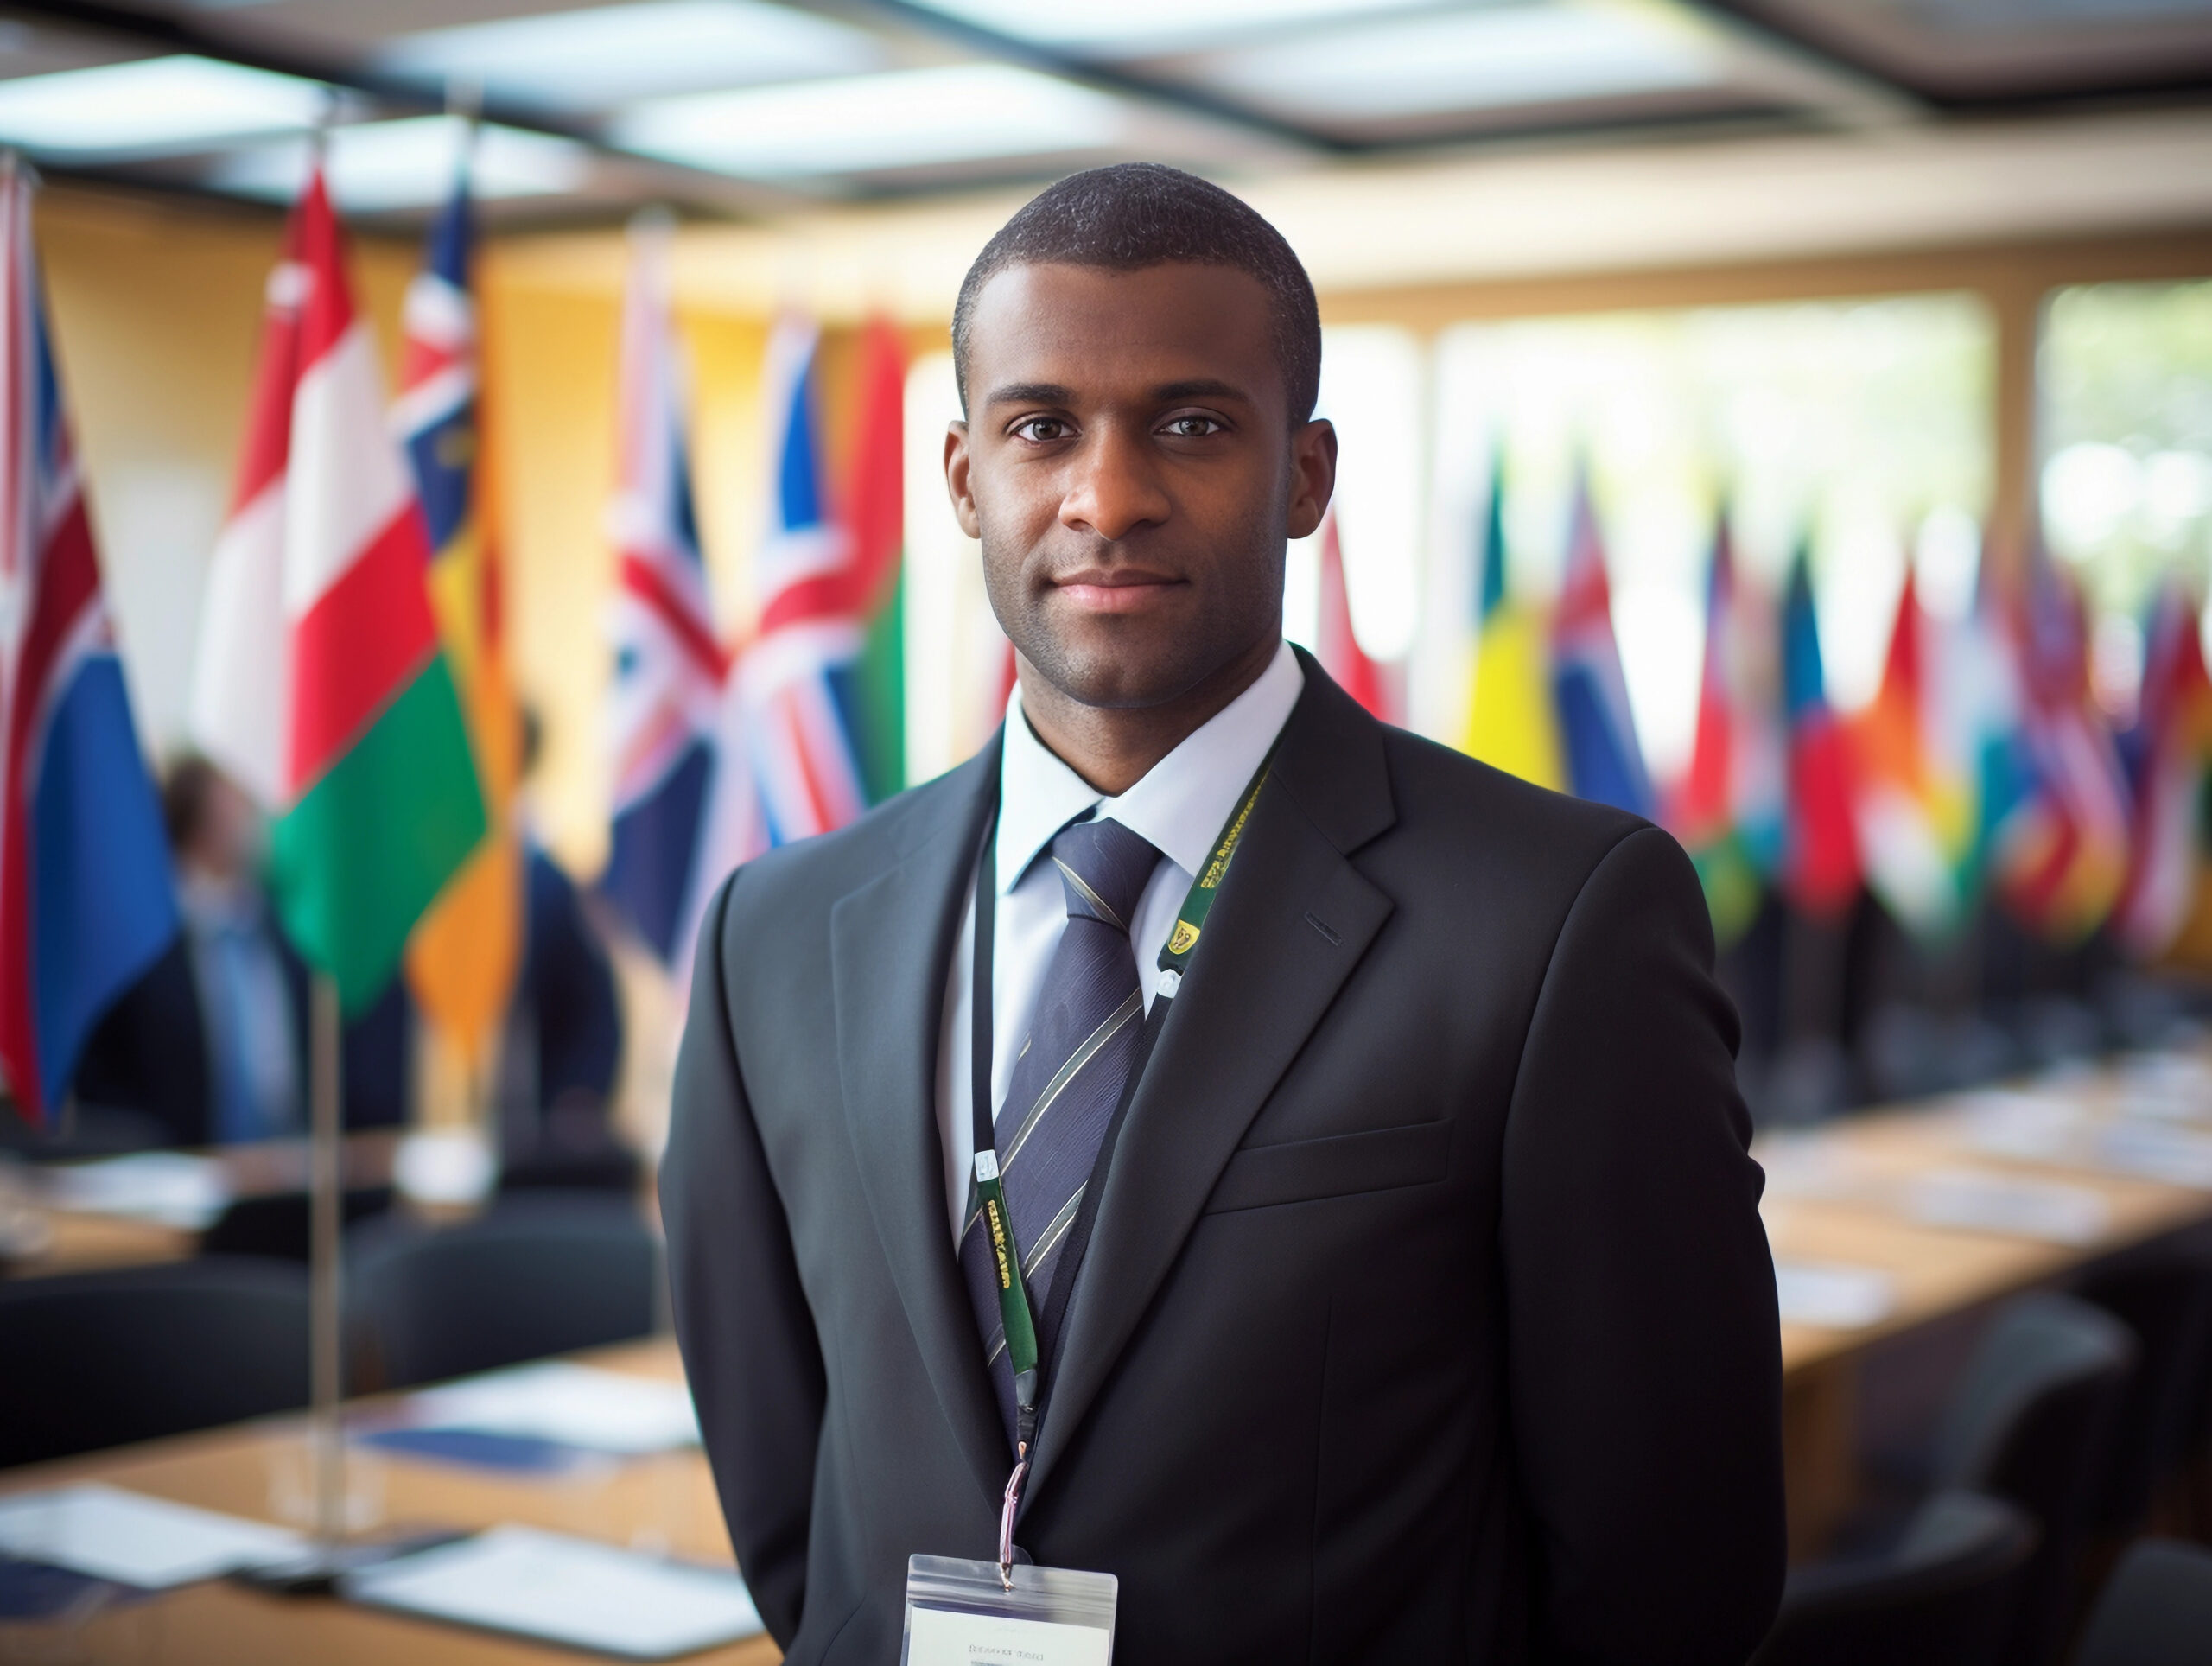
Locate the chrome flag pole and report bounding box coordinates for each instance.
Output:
[308,972,344,1549]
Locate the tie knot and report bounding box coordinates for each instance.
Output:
[1050,817,1160,934]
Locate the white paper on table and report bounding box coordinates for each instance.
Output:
[346,1526,763,1660]
[38,1151,231,1230]
[0,1484,302,1587]
[1906,1167,2113,1245]
[1955,1092,2088,1164]
[2114,1051,2212,1122]
[2095,1122,2212,1190]
[1774,1260,1897,1329]
[398,1362,700,1455]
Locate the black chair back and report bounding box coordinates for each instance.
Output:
[1934,1292,2138,1666]
[201,1186,393,1262]
[2070,1539,2212,1666]
[0,1257,309,1468]
[1752,1490,2037,1666]
[348,1193,658,1389]
[2073,1250,2212,1538]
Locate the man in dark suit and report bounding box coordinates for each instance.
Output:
[664,164,1784,1664]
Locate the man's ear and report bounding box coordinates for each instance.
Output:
[1285,417,1338,541]
[944,421,982,540]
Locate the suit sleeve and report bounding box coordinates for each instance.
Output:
[664,874,825,1646]
[1501,825,1785,1666]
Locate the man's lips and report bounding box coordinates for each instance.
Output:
[1050,570,1184,613]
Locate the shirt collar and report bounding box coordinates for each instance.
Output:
[994,639,1305,894]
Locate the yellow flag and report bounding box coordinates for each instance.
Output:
[1464,604,1564,791]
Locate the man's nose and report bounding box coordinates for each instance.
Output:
[1059,425,1170,542]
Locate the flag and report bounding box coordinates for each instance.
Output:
[190,168,485,1014]
[1549,467,1651,816]
[1993,549,2131,943]
[1780,543,1861,919]
[1669,507,1783,944]
[842,315,906,803]
[1317,509,1387,718]
[601,213,757,969]
[743,315,868,843]
[1461,451,1561,787]
[1848,566,1977,938]
[2114,582,2212,957]
[0,164,178,1122]
[397,169,523,1063]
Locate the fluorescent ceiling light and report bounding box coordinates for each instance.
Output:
[380,1,882,112]
[904,0,1444,56]
[0,54,328,158]
[1182,4,1725,120]
[207,118,592,213]
[612,64,1131,178]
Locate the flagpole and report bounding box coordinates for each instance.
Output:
[308,971,345,1548]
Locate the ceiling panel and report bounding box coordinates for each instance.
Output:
[378,1,887,113]
[1710,0,2212,102]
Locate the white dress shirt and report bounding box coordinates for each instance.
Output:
[932,641,1306,1242]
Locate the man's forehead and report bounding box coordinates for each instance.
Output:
[967,260,1279,397]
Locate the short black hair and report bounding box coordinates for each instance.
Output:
[952,162,1321,426]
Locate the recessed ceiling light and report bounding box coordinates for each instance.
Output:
[611,64,1132,179]
[380,1,883,113]
[0,54,329,158]
[903,0,1445,57]
[1179,4,1725,121]
[207,117,592,213]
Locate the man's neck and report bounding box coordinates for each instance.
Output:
[1017,637,1281,797]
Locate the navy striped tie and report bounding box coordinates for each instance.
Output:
[961,815,1161,1447]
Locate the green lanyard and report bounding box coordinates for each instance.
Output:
[969,741,1277,1569]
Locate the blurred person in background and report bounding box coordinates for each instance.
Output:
[73,754,411,1146]
[495,709,630,1190]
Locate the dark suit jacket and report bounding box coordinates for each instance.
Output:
[73,928,414,1146]
[664,657,1785,1664]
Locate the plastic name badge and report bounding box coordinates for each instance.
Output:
[903,1555,1116,1665]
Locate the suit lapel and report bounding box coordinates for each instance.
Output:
[1027,662,1398,1501]
[832,737,1008,1511]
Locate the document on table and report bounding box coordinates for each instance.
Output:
[2094,1122,2212,1189]
[394,1361,701,1455]
[346,1526,764,1660]
[1774,1260,1897,1329]
[1906,1167,2113,1244]
[38,1151,231,1230]
[0,1485,302,1588]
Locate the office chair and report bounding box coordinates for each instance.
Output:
[0,1257,309,1467]
[200,1185,393,1262]
[347,1192,659,1390]
[2072,1250,2212,1542]
[1751,1489,2036,1666]
[2069,1539,2212,1666]
[1933,1292,2138,1666]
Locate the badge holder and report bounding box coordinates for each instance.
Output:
[901,1554,1116,1665]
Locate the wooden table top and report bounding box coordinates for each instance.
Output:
[0,1339,779,1666]
[4,1130,407,1280]
[1762,1067,2212,1374]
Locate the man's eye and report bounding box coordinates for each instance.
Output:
[1013,417,1069,442]
[1164,415,1224,437]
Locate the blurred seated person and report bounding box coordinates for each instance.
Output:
[73,755,413,1147]
[495,711,628,1189]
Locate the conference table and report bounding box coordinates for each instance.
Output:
[4,1055,2211,1659]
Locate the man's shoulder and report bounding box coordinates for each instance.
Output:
[1374,722,1655,877]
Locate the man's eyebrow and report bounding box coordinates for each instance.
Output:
[982,381,1075,407]
[1153,378,1252,404]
